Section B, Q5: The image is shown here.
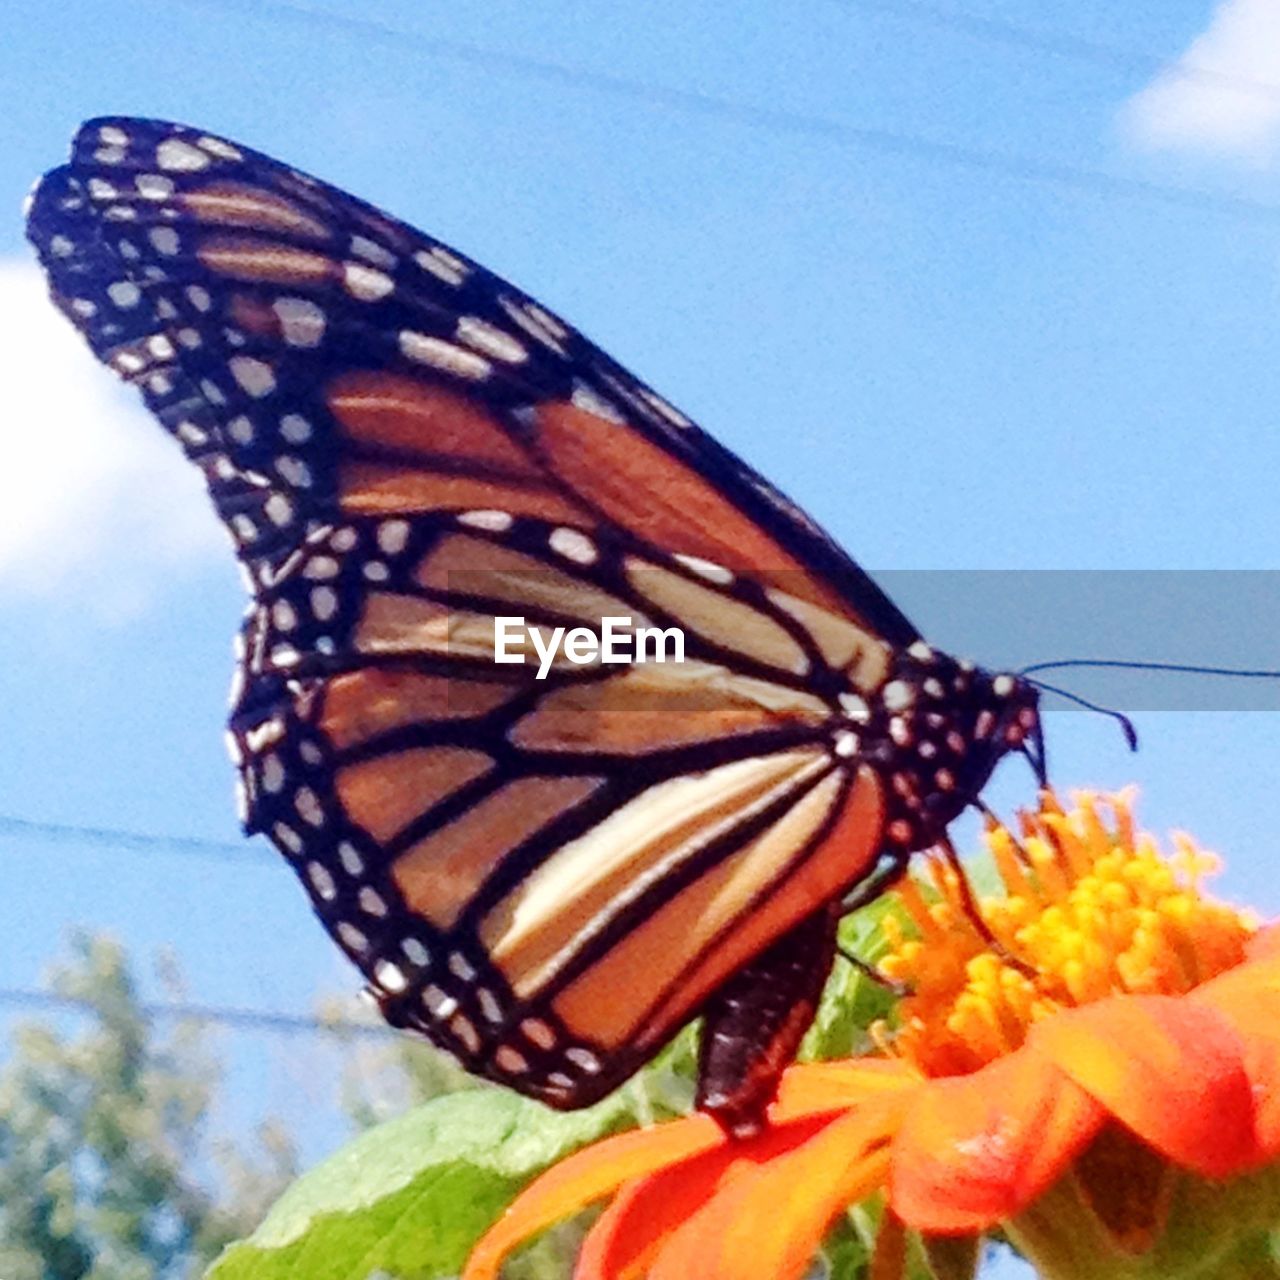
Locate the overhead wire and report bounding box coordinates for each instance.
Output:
[166,0,1280,224]
[842,0,1280,105]
[0,984,396,1039]
[0,812,261,863]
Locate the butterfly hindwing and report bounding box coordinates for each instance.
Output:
[228,506,886,1103]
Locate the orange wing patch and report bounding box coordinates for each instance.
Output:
[507,661,829,755]
[391,775,604,930]
[625,557,810,676]
[628,765,883,1051]
[180,182,333,239]
[533,401,854,617]
[479,750,833,1002]
[413,533,638,625]
[319,670,518,751]
[335,746,493,844]
[353,592,504,661]
[196,238,336,286]
[331,373,537,471]
[549,765,881,1050]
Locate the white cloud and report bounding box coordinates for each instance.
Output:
[1120,0,1280,162]
[0,260,225,614]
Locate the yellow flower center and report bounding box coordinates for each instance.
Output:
[878,790,1257,1078]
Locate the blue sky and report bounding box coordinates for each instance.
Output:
[4,1,1280,1273]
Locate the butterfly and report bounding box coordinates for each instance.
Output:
[26,118,1044,1136]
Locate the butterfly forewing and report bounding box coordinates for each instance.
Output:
[26,117,1036,1119]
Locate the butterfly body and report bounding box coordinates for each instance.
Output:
[27,118,1041,1133]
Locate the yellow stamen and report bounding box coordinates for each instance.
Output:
[882,791,1255,1078]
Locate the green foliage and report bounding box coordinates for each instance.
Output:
[802,895,905,1063]
[0,932,296,1280]
[204,1090,633,1280]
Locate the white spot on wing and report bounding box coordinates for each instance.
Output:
[342,262,394,302]
[107,280,141,309]
[197,135,244,160]
[273,297,326,348]
[156,138,212,171]
[350,235,397,269]
[570,380,626,423]
[673,553,733,585]
[264,493,294,526]
[377,520,410,554]
[498,296,569,353]
[413,246,468,286]
[548,527,597,565]
[135,173,175,201]
[277,456,312,487]
[457,509,513,532]
[229,356,276,398]
[456,316,527,364]
[280,413,312,443]
[228,415,254,444]
[311,586,338,621]
[399,331,492,380]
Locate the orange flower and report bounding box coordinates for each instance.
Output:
[464,794,1280,1280]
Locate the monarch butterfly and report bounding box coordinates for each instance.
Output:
[26,118,1045,1136]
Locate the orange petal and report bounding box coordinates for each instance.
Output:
[462,1113,725,1280]
[576,1115,837,1280]
[646,1098,906,1280]
[890,1050,1103,1232]
[465,1059,919,1280]
[771,1059,918,1121]
[1029,995,1259,1177]
[1247,923,1280,961]
[1194,949,1280,1159]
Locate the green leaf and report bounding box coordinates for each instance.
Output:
[801,896,904,1063]
[205,1089,633,1280]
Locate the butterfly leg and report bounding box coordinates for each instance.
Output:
[936,834,1035,977]
[969,795,1036,870]
[835,944,911,998]
[695,903,841,1139]
[834,852,914,996]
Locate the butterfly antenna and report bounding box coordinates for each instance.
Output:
[1022,677,1139,752]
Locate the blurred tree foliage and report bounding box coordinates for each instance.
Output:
[1,897,932,1279]
[0,932,296,1280]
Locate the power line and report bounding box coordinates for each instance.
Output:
[845,0,1280,105]
[0,813,261,863]
[0,984,396,1039]
[169,0,1280,224]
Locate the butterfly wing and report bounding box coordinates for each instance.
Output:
[27,117,920,1107]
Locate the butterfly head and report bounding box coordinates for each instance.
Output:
[855,642,1044,853]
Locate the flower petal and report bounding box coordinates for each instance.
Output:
[1247,923,1280,961]
[462,1114,725,1280]
[1030,995,1259,1177]
[576,1115,837,1280]
[466,1062,917,1280]
[1194,947,1280,1159]
[646,1099,905,1280]
[890,1049,1103,1232]
[771,1059,918,1121]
